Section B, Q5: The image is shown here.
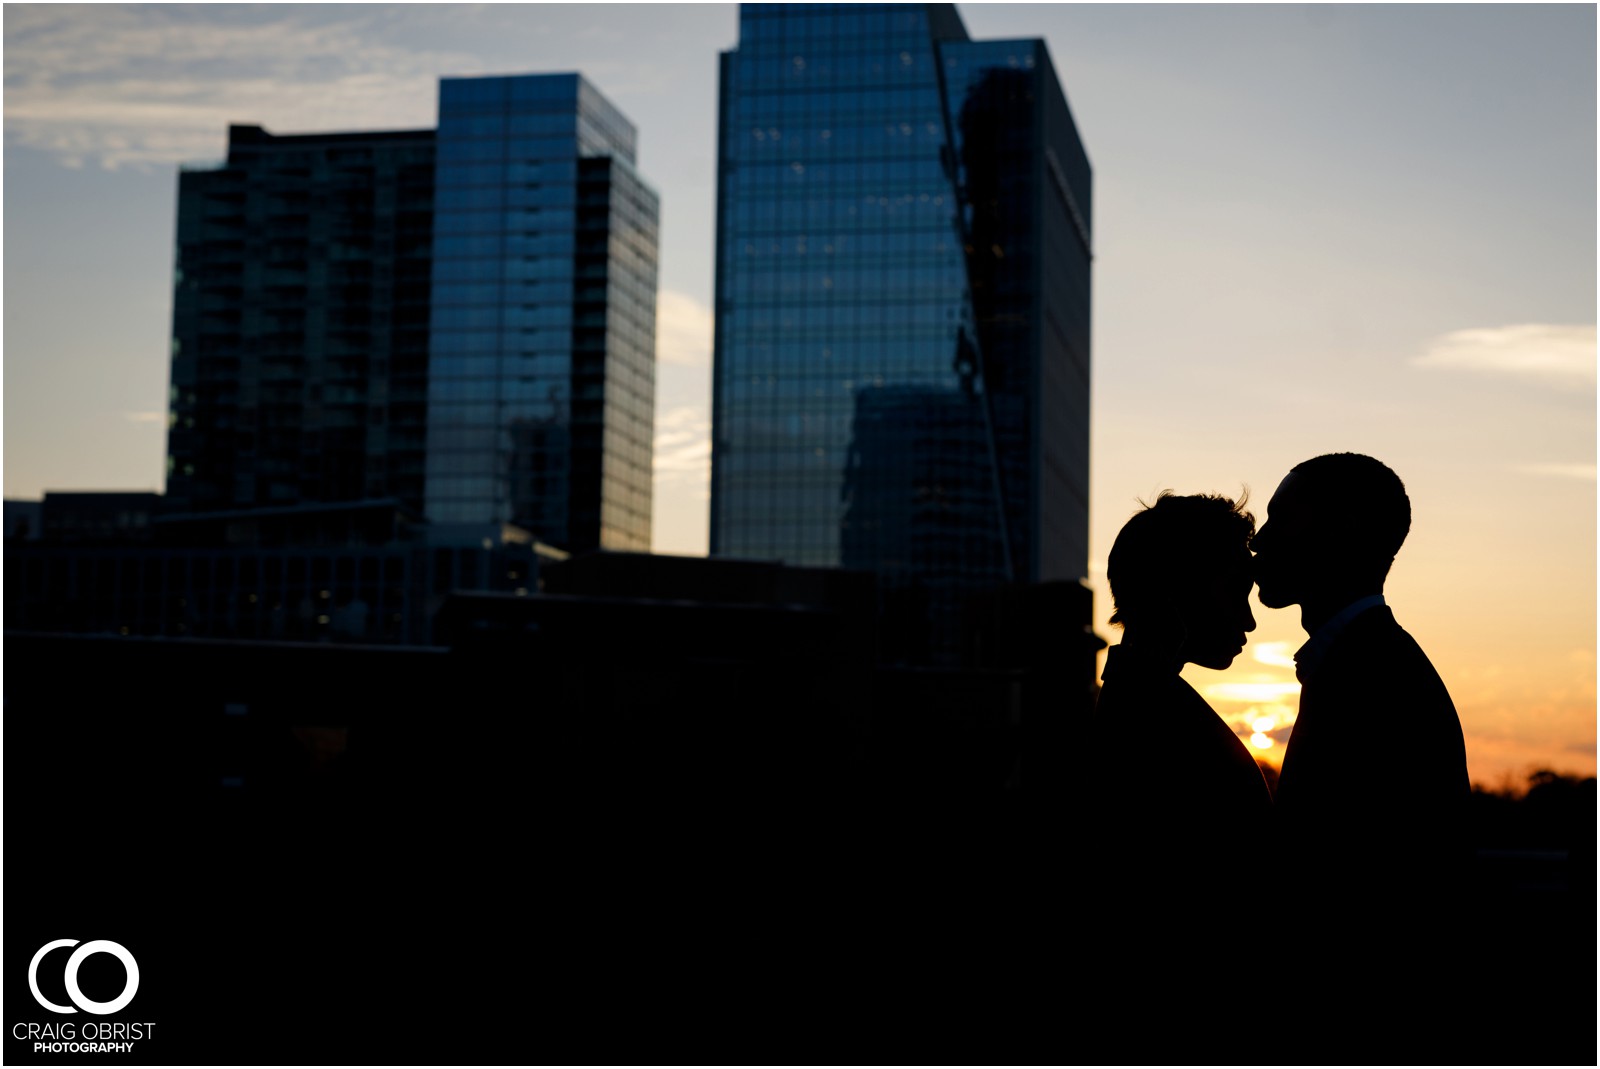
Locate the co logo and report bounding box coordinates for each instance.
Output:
[28,940,139,1015]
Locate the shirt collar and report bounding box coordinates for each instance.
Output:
[1293,594,1386,683]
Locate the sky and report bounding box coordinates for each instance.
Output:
[4,3,1595,788]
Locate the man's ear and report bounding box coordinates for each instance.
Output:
[1319,512,1364,556]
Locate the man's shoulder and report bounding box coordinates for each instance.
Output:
[1338,603,1405,642]
[1317,607,1461,727]
[1327,607,1439,675]
[1286,607,1471,811]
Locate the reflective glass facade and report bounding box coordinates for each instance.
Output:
[428,73,657,553]
[168,126,436,515]
[710,4,1092,654]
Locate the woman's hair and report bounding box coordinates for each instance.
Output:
[1106,491,1255,627]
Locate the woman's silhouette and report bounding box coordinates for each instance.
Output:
[1079,492,1272,897]
[1068,493,1277,1063]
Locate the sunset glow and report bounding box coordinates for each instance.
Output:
[1203,681,1303,704]
[1252,642,1298,670]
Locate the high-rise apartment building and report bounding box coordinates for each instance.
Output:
[167,73,659,556]
[428,74,658,553]
[168,125,437,516]
[709,3,1092,652]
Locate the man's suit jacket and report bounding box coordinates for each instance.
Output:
[1276,605,1470,901]
[1272,613,1476,1061]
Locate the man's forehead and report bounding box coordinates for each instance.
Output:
[1268,471,1310,513]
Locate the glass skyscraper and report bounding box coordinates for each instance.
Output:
[428,74,658,554]
[168,73,659,557]
[168,125,437,516]
[710,4,1092,654]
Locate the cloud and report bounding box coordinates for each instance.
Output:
[2,6,692,171]
[1413,324,1596,387]
[3,7,470,169]
[1505,462,1597,481]
[122,411,166,425]
[653,406,711,479]
[655,290,714,369]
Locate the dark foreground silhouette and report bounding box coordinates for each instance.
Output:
[4,519,1593,1063]
[1254,454,1477,1060]
[1074,493,1270,897]
[1058,492,1278,1049]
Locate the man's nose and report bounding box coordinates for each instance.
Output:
[1244,605,1257,633]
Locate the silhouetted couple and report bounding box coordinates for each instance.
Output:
[1083,453,1471,1059]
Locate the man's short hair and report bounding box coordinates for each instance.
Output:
[1289,453,1411,577]
[1107,491,1255,627]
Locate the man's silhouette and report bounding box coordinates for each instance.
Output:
[1253,453,1469,1056]
[1253,453,1469,887]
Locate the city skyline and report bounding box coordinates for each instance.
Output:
[4,3,1595,786]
